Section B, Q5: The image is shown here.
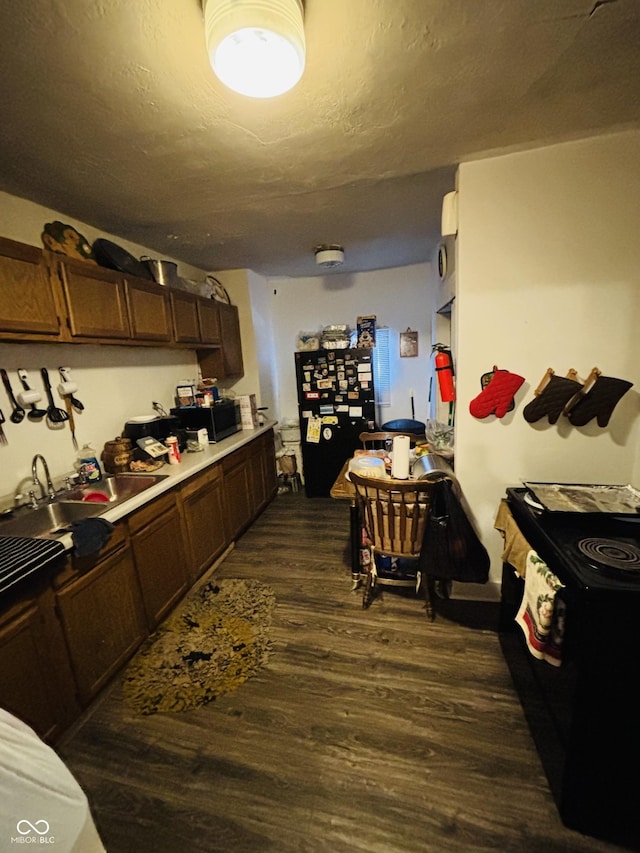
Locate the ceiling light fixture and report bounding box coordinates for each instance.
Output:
[203,0,306,99]
[315,244,345,268]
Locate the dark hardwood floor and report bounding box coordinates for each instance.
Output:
[57,492,629,852]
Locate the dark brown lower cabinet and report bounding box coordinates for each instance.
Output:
[222,449,252,541]
[0,579,79,742]
[128,490,189,629]
[55,530,147,706]
[0,431,277,742]
[180,463,228,583]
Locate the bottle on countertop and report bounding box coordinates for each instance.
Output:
[76,442,103,482]
[165,435,181,465]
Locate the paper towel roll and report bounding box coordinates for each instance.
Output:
[391,435,410,479]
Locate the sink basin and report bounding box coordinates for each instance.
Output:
[0,501,104,540]
[59,473,169,506]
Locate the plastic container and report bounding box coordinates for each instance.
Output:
[77,443,102,482]
[280,423,301,444]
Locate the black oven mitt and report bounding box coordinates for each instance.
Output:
[523,373,583,424]
[566,375,633,427]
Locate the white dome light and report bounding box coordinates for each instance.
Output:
[204,0,305,99]
[315,244,345,268]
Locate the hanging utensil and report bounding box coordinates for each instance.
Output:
[41,368,68,424]
[17,369,47,421]
[1,368,25,423]
[58,367,84,411]
[0,409,7,445]
[63,395,78,449]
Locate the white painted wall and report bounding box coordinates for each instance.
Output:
[266,264,435,427]
[454,130,640,586]
[0,341,196,505]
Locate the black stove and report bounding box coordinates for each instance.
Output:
[501,488,640,848]
[506,487,640,593]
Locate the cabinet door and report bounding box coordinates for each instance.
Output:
[56,544,146,704]
[125,277,172,342]
[222,449,252,541]
[0,237,62,338]
[57,257,130,339]
[219,303,244,376]
[245,439,265,518]
[197,302,244,380]
[170,290,200,343]
[259,430,278,506]
[197,298,221,344]
[180,465,228,582]
[0,587,79,743]
[129,492,189,628]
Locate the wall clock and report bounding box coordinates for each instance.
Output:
[437,244,447,281]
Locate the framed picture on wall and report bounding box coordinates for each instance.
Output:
[399,329,418,358]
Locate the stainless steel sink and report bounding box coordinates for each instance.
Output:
[59,473,169,506]
[0,501,104,540]
[0,474,169,541]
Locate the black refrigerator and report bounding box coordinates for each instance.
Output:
[295,348,376,497]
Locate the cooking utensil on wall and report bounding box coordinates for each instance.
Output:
[58,367,84,411]
[1,368,25,423]
[17,369,46,421]
[57,367,79,448]
[0,409,7,445]
[63,396,78,448]
[41,367,68,424]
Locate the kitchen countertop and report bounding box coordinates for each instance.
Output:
[0,421,278,590]
[97,419,277,528]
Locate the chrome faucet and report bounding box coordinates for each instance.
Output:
[31,454,56,503]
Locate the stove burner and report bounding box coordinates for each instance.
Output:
[577,537,640,571]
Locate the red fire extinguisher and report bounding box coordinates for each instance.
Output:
[433,345,456,403]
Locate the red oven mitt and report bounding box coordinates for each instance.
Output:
[469,366,525,419]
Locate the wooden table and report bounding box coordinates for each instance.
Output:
[329,459,361,587]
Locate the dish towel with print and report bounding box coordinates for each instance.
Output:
[515,550,565,667]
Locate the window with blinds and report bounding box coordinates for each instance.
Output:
[373,326,391,407]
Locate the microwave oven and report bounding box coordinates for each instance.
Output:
[170,398,241,442]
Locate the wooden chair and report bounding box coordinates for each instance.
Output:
[358,431,423,450]
[349,471,447,619]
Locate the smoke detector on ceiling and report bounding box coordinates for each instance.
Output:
[314,244,345,268]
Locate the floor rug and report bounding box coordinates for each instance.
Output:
[122,578,276,715]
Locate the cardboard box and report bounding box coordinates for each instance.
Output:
[356,315,376,348]
[237,394,259,429]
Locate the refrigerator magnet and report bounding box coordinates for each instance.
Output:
[322,427,333,440]
[306,417,322,443]
[305,391,320,400]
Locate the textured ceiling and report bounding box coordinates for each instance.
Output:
[0,0,638,278]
